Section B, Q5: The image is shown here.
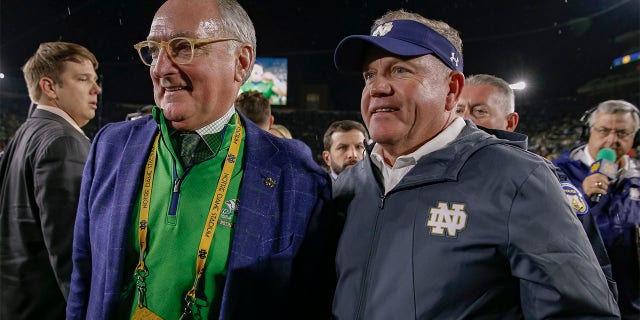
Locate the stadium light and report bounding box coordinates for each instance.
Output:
[0,73,4,79]
[509,81,526,90]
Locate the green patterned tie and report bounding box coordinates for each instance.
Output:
[179,132,201,167]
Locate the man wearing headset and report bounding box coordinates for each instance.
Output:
[554,99,640,319]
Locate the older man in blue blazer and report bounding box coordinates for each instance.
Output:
[66,1,334,319]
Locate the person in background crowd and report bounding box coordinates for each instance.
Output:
[0,41,100,320]
[235,90,273,131]
[236,90,313,157]
[554,99,640,319]
[322,120,367,180]
[331,9,619,319]
[458,73,618,300]
[456,73,518,131]
[66,0,334,319]
[269,123,293,139]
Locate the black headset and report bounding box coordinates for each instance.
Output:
[579,104,640,148]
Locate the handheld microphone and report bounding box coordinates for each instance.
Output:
[589,147,617,203]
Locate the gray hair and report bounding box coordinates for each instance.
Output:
[466,74,515,114]
[217,0,257,76]
[588,99,640,132]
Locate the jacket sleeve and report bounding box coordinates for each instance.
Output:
[507,162,620,318]
[553,162,619,300]
[289,173,336,320]
[65,136,98,319]
[33,135,88,300]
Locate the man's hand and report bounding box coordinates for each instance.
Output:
[582,173,610,197]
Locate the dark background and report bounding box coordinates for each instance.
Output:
[1,0,638,110]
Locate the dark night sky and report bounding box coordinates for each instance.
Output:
[1,0,638,113]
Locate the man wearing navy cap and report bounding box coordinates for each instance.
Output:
[332,9,620,319]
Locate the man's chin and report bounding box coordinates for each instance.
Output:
[168,120,194,131]
[162,107,185,122]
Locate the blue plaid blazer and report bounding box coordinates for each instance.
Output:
[66,111,335,319]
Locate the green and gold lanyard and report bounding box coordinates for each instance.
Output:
[132,115,243,320]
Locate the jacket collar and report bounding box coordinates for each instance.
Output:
[377,121,527,188]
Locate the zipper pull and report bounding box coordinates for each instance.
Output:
[379,194,385,209]
[173,178,181,193]
[169,178,182,217]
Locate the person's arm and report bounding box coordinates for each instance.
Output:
[34,135,88,299]
[508,163,620,318]
[65,136,98,319]
[290,172,336,319]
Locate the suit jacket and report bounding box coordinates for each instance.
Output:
[0,108,90,320]
[66,111,335,319]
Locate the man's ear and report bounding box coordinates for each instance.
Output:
[506,112,520,132]
[235,44,254,83]
[445,71,464,111]
[322,150,331,167]
[39,77,57,100]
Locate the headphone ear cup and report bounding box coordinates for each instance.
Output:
[580,107,595,143]
[580,123,589,142]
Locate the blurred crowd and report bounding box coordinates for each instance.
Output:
[3,95,640,163]
[0,97,27,153]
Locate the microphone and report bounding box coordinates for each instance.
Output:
[589,147,617,203]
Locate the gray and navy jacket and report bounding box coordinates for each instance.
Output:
[333,122,620,319]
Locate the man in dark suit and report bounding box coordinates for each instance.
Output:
[0,42,101,319]
[66,1,334,319]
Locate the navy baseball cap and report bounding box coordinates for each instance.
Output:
[334,19,463,73]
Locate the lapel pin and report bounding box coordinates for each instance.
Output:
[264,177,276,188]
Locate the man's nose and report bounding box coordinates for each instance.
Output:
[347,147,363,160]
[368,76,393,97]
[151,47,177,77]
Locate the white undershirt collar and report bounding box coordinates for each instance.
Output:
[371,117,466,193]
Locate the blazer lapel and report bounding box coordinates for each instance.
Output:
[229,118,281,267]
[109,120,158,250]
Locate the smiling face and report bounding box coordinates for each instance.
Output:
[50,59,101,128]
[360,47,462,162]
[148,0,252,131]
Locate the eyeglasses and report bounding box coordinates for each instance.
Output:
[591,126,635,139]
[133,37,240,66]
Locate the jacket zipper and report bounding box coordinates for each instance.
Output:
[168,161,192,216]
[354,192,386,319]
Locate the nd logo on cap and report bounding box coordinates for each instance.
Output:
[372,22,393,37]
